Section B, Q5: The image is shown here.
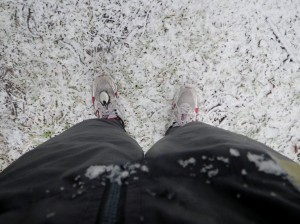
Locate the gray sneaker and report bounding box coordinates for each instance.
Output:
[172,86,199,126]
[92,75,123,122]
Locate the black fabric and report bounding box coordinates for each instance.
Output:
[0,119,300,224]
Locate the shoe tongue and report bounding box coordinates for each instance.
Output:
[100,91,110,106]
[180,103,191,114]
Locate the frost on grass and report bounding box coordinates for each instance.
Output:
[247,153,285,176]
[1,0,300,172]
[229,148,240,157]
[178,157,196,168]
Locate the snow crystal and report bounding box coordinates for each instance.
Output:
[85,164,149,184]
[247,153,285,176]
[200,164,214,173]
[229,148,240,157]
[85,165,107,180]
[178,157,196,168]
[120,171,129,179]
[241,169,247,175]
[141,165,149,172]
[217,156,229,163]
[207,169,219,178]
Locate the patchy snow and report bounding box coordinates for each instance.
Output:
[229,148,240,157]
[85,163,148,184]
[1,0,300,171]
[85,165,107,180]
[216,156,229,163]
[178,157,196,168]
[200,164,213,173]
[247,152,285,176]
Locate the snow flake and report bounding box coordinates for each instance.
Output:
[247,153,285,176]
[229,148,240,157]
[207,169,219,178]
[178,157,196,168]
[217,156,229,163]
[85,164,149,184]
[141,165,149,172]
[85,165,106,179]
[200,164,214,173]
[241,169,247,175]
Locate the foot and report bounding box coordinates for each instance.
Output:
[172,86,199,126]
[92,75,124,123]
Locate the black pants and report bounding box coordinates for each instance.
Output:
[0,119,300,224]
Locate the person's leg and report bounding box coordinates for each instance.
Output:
[142,87,300,223]
[1,118,143,178]
[146,121,288,160]
[0,75,144,224]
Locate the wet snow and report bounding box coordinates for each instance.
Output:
[247,152,285,176]
[229,148,240,157]
[85,163,149,185]
[178,157,196,168]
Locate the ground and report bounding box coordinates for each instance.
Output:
[1,0,300,171]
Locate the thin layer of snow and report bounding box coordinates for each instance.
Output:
[1,0,300,171]
[247,152,285,176]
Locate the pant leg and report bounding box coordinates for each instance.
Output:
[147,122,286,159]
[0,119,144,224]
[142,122,300,223]
[2,118,143,177]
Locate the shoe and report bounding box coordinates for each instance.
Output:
[172,86,199,126]
[92,75,124,123]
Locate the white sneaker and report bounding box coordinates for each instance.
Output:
[92,75,124,122]
[172,86,199,126]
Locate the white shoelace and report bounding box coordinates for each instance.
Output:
[175,103,196,126]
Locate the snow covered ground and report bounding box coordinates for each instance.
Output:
[1,0,300,172]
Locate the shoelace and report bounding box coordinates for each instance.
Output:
[176,103,196,126]
[102,108,118,119]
